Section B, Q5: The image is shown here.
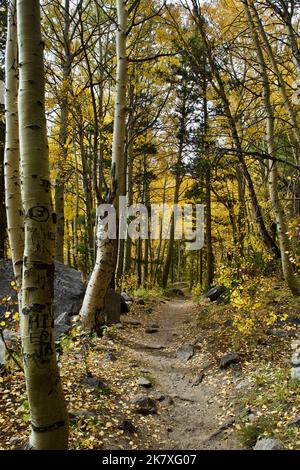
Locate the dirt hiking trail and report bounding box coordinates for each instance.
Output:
[123,297,243,450]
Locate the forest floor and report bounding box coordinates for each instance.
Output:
[1,284,300,450]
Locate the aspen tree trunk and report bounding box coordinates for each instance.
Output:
[0,118,6,259]
[236,165,246,254]
[78,113,94,267]
[116,239,125,285]
[203,76,214,288]
[137,238,142,287]
[143,163,150,287]
[153,174,167,284]
[4,0,24,287]
[111,0,127,207]
[118,77,135,281]
[80,0,128,330]
[161,90,187,288]
[205,166,214,288]
[144,238,149,287]
[17,0,68,449]
[244,0,300,295]
[123,139,134,274]
[55,0,71,263]
[0,134,5,260]
[73,137,79,267]
[123,92,135,275]
[161,166,180,288]
[199,248,203,288]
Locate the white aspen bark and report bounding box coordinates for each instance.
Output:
[80,0,128,331]
[111,0,128,207]
[244,0,300,295]
[17,0,68,449]
[55,0,71,264]
[123,135,134,274]
[4,0,24,288]
[79,221,118,330]
[123,81,135,275]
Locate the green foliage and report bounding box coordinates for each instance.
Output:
[238,417,275,448]
[18,394,30,423]
[96,385,110,397]
[196,307,210,323]
[237,363,300,450]
[191,283,203,301]
[102,325,118,339]
[133,286,168,300]
[59,333,73,353]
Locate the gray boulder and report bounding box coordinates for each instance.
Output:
[166,288,185,298]
[0,259,85,321]
[0,329,21,369]
[131,395,157,415]
[254,438,284,450]
[205,285,226,302]
[69,410,98,422]
[0,336,6,368]
[121,292,133,303]
[54,312,72,339]
[53,262,85,319]
[192,371,205,386]
[291,339,300,350]
[55,311,71,326]
[219,352,240,369]
[291,352,300,367]
[176,344,194,362]
[138,376,152,388]
[236,378,251,390]
[145,327,159,334]
[104,352,117,362]
[120,419,137,434]
[120,292,132,314]
[291,367,300,382]
[288,415,300,428]
[125,319,141,326]
[80,375,108,391]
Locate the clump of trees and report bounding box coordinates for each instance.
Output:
[2,0,300,449]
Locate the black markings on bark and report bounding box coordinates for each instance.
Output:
[40,179,51,189]
[31,420,65,434]
[23,259,54,270]
[26,205,50,222]
[25,124,40,130]
[22,303,45,316]
[27,286,38,292]
[28,312,50,334]
[22,337,54,365]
